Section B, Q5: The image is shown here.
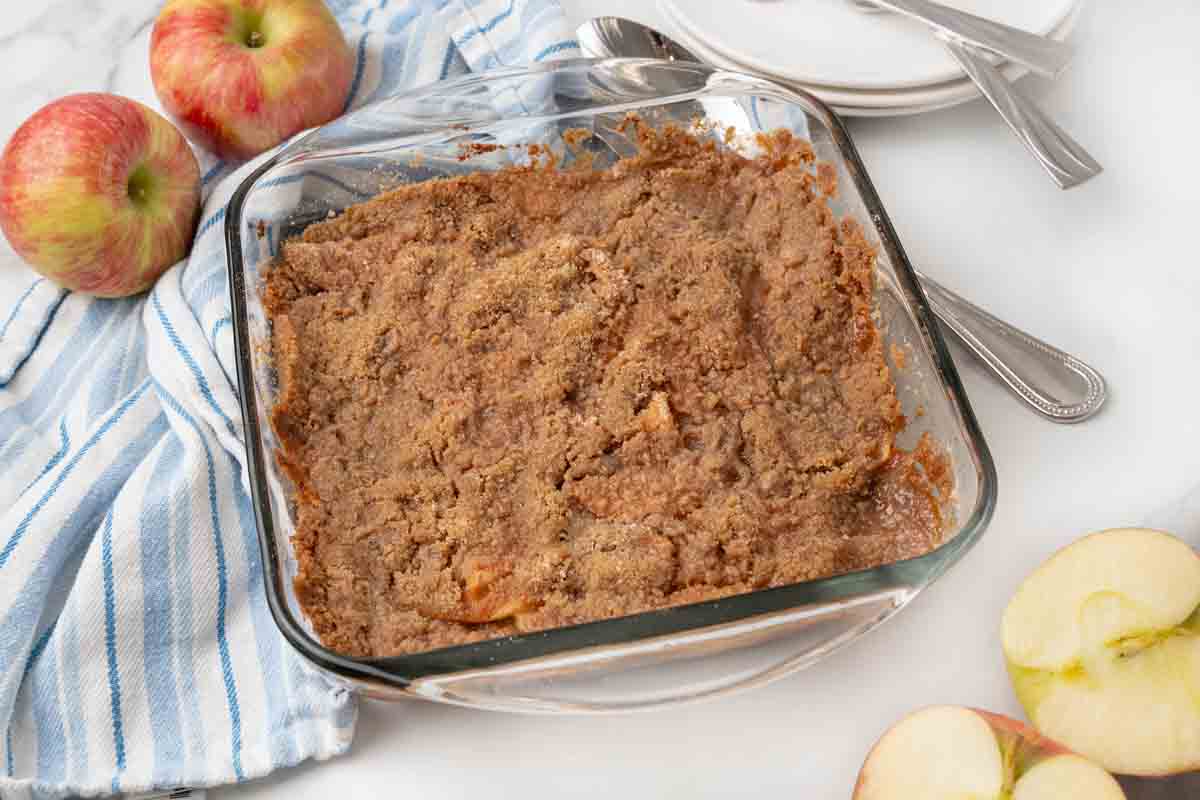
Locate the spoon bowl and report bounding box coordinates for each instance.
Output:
[575,15,699,62]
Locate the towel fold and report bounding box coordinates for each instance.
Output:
[0,2,579,797]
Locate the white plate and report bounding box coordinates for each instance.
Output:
[659,0,1077,91]
[662,0,1081,117]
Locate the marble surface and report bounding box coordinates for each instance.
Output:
[0,1,162,145]
[3,1,1200,798]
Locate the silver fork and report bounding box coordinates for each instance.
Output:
[848,0,1072,77]
[849,0,1103,189]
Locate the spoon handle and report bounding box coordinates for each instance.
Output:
[862,0,1072,77]
[941,36,1102,190]
[916,271,1107,423]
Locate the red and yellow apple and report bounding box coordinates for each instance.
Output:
[853,705,1126,800]
[0,93,200,297]
[1002,527,1200,776]
[150,0,354,160]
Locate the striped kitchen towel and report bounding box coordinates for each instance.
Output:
[0,1,579,798]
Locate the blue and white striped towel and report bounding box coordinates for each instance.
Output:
[0,2,579,797]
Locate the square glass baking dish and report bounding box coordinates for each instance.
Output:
[224,58,997,712]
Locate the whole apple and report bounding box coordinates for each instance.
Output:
[150,0,355,160]
[0,93,201,298]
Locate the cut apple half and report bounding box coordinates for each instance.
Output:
[1002,527,1200,776]
[853,705,1125,799]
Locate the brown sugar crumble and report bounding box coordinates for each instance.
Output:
[263,123,950,658]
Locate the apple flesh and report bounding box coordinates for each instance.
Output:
[0,93,200,297]
[853,705,1126,800]
[1002,527,1200,776]
[150,0,354,160]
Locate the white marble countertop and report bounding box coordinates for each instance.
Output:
[3,1,1199,798]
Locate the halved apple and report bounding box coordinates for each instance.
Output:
[853,705,1126,799]
[1002,527,1200,776]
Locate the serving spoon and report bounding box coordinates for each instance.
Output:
[576,17,1107,423]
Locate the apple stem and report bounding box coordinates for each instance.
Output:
[999,734,1018,796]
[247,30,265,48]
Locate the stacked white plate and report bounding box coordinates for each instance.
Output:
[657,0,1083,116]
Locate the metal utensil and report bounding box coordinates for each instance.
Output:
[940,36,1103,190]
[917,273,1106,423]
[844,0,1102,189]
[576,14,701,63]
[846,0,1072,77]
[576,16,1108,422]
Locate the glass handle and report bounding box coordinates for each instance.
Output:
[403,588,914,712]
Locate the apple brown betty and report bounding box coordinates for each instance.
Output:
[262,122,951,658]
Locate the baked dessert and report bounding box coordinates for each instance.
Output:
[263,122,949,658]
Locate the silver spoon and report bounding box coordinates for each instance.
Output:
[846,0,1102,189]
[845,0,1072,78]
[840,0,1102,188]
[939,35,1102,191]
[576,17,1108,423]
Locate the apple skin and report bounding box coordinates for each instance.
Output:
[972,708,1073,757]
[150,0,354,160]
[0,93,201,298]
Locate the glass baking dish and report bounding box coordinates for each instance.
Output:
[224,58,996,712]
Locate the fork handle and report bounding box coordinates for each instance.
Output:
[865,0,1073,77]
[942,36,1102,189]
[917,271,1107,423]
